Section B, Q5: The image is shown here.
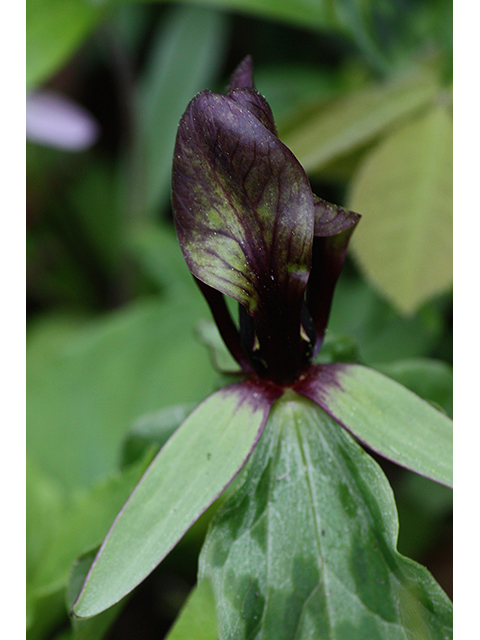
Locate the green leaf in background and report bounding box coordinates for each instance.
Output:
[254,65,339,132]
[303,364,452,487]
[328,275,444,364]
[283,67,439,174]
[137,4,229,217]
[348,103,453,314]
[125,222,195,295]
[165,580,217,640]
[27,460,66,637]
[27,0,108,89]
[73,382,277,618]
[27,451,154,599]
[27,293,216,491]
[395,472,452,562]
[27,452,152,638]
[200,394,452,639]
[148,0,337,32]
[67,159,122,280]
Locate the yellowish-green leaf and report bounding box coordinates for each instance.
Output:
[283,68,439,174]
[348,104,452,314]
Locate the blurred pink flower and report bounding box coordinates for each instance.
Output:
[26,90,100,151]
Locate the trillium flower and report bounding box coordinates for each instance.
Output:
[73,57,452,619]
[172,56,360,388]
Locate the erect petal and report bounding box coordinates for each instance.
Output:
[173,90,314,382]
[73,379,283,618]
[226,55,254,91]
[293,363,453,487]
[226,56,277,135]
[306,197,360,354]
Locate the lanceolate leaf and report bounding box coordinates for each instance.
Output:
[348,104,453,314]
[295,363,453,487]
[72,381,282,618]
[200,395,452,640]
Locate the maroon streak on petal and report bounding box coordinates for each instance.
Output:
[226,55,254,91]
[293,363,345,406]
[294,363,453,486]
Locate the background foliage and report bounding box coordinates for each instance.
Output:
[26,0,452,638]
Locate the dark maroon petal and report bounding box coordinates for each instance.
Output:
[172,90,314,383]
[313,196,360,237]
[194,276,252,373]
[306,199,360,354]
[229,88,278,136]
[226,55,254,91]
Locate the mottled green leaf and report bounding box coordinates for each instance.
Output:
[348,104,452,314]
[296,364,452,487]
[200,394,452,639]
[73,381,281,618]
[283,68,439,174]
